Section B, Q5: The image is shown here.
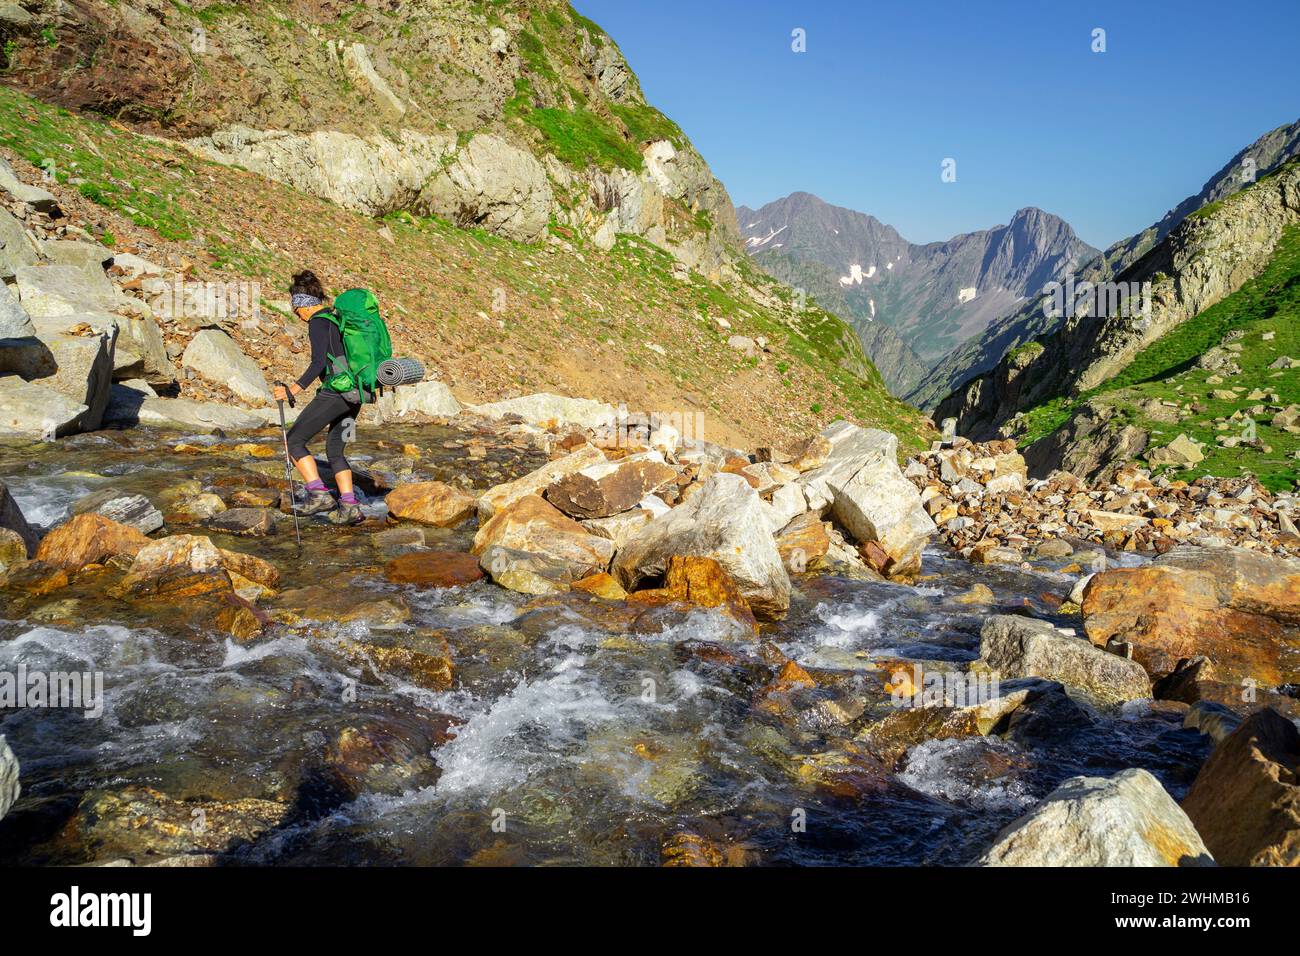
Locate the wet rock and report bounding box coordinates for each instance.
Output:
[0,735,18,822]
[385,480,476,527]
[1034,538,1074,558]
[207,508,277,537]
[478,544,576,595]
[167,492,227,521]
[384,551,484,588]
[0,527,26,572]
[970,543,1022,565]
[271,579,409,628]
[1183,700,1244,744]
[477,442,606,521]
[1082,545,1300,687]
[614,473,791,620]
[952,583,994,605]
[64,787,290,862]
[335,638,455,693]
[71,488,163,534]
[371,526,426,551]
[545,453,678,520]
[626,555,758,635]
[181,329,271,406]
[1181,708,1300,866]
[322,722,444,799]
[0,561,71,596]
[122,534,280,591]
[473,494,614,579]
[980,768,1213,866]
[33,513,150,570]
[980,615,1151,703]
[0,479,38,557]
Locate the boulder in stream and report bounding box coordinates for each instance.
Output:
[613,473,791,620]
[980,768,1214,866]
[72,488,164,535]
[0,479,39,557]
[1180,707,1300,866]
[34,513,150,570]
[980,615,1151,704]
[0,735,18,822]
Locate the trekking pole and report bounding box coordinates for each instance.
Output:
[274,382,302,550]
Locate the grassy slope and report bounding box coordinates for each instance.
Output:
[1017,224,1300,490]
[0,86,927,451]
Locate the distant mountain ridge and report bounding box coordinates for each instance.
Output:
[914,116,1300,412]
[737,193,1096,394]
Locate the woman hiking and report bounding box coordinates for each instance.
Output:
[272,270,364,526]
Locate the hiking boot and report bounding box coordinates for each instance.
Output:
[298,489,337,516]
[328,503,364,526]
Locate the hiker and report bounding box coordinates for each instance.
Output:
[273,270,364,525]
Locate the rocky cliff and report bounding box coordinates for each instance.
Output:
[738,192,1096,377]
[916,117,1300,413]
[939,161,1300,483]
[0,0,740,273]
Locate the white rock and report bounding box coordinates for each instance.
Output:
[980,768,1213,866]
[15,263,117,317]
[613,473,791,619]
[367,379,461,422]
[0,735,18,822]
[182,329,271,406]
[468,392,617,431]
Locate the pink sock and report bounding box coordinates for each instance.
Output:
[340,492,358,506]
[305,479,327,492]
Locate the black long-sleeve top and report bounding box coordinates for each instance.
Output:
[296,313,345,390]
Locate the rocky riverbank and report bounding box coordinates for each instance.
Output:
[1,398,1297,865]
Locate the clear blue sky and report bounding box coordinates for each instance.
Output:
[572,0,1300,250]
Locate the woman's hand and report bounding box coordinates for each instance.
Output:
[273,383,301,402]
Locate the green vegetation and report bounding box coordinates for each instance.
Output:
[1017,224,1300,490]
[0,87,194,240]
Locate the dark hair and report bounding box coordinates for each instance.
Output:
[289,270,326,300]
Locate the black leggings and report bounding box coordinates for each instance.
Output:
[286,390,360,476]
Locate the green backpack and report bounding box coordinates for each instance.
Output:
[320,288,392,404]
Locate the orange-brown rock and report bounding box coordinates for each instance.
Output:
[121,534,281,592]
[545,456,678,520]
[1181,708,1300,866]
[787,434,832,472]
[472,494,614,577]
[1082,546,1300,687]
[34,513,149,570]
[384,551,484,588]
[385,481,477,527]
[775,512,830,572]
[1,561,71,595]
[627,555,758,634]
[571,572,628,600]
